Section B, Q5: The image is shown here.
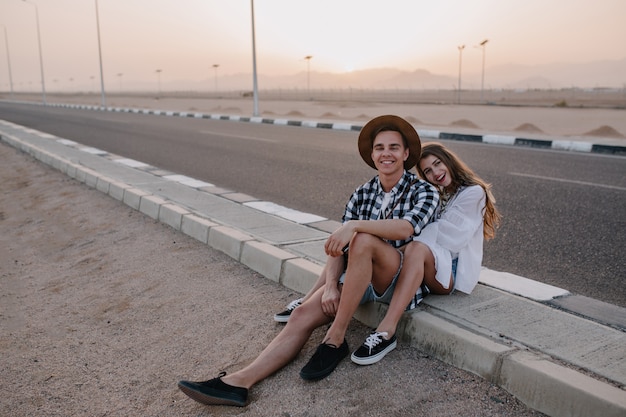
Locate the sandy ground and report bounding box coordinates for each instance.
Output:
[6,92,626,143]
[0,140,548,416]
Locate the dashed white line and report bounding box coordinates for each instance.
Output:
[199,130,277,143]
[510,172,626,191]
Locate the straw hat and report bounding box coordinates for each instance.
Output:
[358,115,421,170]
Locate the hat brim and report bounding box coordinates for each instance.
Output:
[358,115,421,170]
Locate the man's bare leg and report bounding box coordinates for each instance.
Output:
[322,233,402,347]
[222,286,332,389]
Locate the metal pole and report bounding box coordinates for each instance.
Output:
[23,0,46,104]
[156,69,162,96]
[457,45,464,104]
[250,0,259,117]
[95,0,106,107]
[480,39,488,102]
[304,55,312,98]
[212,64,219,94]
[3,26,14,98]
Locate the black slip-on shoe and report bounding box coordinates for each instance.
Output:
[299,339,349,380]
[178,372,248,407]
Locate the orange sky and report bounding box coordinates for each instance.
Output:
[1,0,625,91]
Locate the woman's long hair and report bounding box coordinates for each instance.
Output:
[417,142,501,240]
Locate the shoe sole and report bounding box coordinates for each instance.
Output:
[177,382,246,407]
[300,346,349,380]
[273,314,290,323]
[350,339,397,365]
[299,365,337,381]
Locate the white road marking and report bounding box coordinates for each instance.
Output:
[114,158,150,168]
[199,130,278,143]
[163,174,213,188]
[510,172,626,191]
[244,201,327,224]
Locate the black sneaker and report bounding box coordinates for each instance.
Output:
[351,331,397,365]
[177,372,248,407]
[273,298,303,322]
[299,339,349,380]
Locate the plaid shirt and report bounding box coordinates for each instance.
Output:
[342,171,439,248]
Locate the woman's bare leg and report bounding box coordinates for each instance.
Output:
[375,241,452,338]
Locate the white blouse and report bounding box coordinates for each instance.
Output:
[414,184,486,294]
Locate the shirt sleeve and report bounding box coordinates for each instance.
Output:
[402,181,439,236]
[437,185,485,252]
[342,188,362,223]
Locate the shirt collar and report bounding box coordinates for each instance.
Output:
[374,170,412,196]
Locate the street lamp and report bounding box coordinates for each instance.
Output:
[2,25,14,98]
[95,0,106,107]
[212,64,219,94]
[479,39,488,102]
[250,0,259,117]
[22,0,46,104]
[304,55,312,98]
[117,73,123,93]
[457,45,465,104]
[155,69,162,97]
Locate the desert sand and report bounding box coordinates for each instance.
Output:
[5,90,626,145]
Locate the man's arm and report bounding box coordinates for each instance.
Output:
[324,218,413,257]
[320,254,345,316]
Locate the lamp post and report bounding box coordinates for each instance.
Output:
[250,0,259,116]
[479,39,488,102]
[95,0,106,107]
[457,45,464,104]
[117,73,123,93]
[22,0,46,104]
[2,25,14,98]
[155,69,162,97]
[212,64,219,94]
[304,55,312,98]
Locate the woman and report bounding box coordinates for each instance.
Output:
[277,142,501,366]
[413,142,501,291]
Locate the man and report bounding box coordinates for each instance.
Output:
[178,115,438,407]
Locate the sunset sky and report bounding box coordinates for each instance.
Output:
[1,0,625,91]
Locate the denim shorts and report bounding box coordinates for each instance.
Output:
[450,257,458,293]
[339,249,404,306]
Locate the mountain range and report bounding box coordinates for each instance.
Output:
[199,57,626,92]
[43,58,625,93]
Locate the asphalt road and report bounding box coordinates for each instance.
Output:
[1,102,625,307]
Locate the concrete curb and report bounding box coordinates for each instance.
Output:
[1,121,625,417]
